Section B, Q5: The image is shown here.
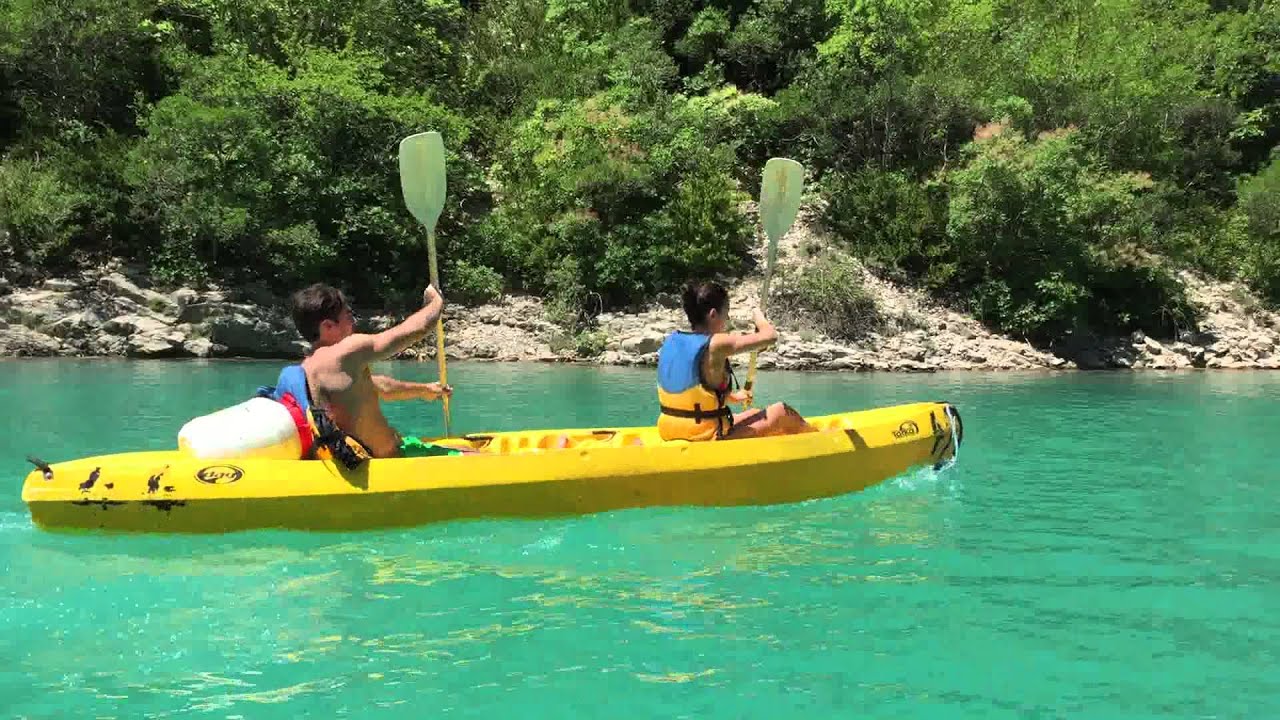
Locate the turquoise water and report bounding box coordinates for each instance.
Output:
[3,360,1278,718]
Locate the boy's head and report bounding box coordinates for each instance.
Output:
[682,280,729,333]
[290,283,355,346]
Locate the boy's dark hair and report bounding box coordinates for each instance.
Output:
[290,283,348,342]
[682,280,729,328]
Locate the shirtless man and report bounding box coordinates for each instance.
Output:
[281,282,452,459]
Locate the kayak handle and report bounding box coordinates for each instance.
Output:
[462,434,494,450]
[26,455,53,481]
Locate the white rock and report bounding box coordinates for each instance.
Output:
[46,311,102,339]
[42,278,78,292]
[0,326,63,356]
[128,334,180,357]
[183,338,216,358]
[103,314,171,336]
[619,332,664,355]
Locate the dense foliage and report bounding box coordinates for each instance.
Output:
[1,0,1277,340]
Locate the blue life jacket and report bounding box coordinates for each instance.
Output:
[254,364,376,469]
[256,364,312,413]
[657,332,715,393]
[656,332,737,441]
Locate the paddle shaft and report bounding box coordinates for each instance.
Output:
[426,227,452,436]
[742,240,779,404]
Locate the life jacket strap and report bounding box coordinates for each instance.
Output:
[308,405,373,470]
[658,403,732,423]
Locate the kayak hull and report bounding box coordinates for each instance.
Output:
[21,401,963,534]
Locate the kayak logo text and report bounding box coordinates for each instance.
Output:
[195,465,244,484]
[892,421,920,439]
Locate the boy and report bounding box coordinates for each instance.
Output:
[656,280,816,441]
[271,282,460,463]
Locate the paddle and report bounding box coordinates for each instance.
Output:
[397,131,452,437]
[742,157,805,409]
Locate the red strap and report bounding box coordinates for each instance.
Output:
[278,392,315,458]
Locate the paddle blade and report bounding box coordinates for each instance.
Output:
[398,132,447,231]
[759,157,804,245]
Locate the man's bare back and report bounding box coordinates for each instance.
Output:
[303,346,399,457]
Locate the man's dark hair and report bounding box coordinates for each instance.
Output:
[290,283,347,342]
[682,280,729,328]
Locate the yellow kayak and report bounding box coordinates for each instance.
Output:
[21,401,963,534]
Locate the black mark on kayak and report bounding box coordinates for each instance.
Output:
[195,465,244,485]
[26,456,53,480]
[79,467,101,493]
[104,483,114,490]
[892,421,920,439]
[164,485,176,493]
[146,465,169,495]
[73,499,125,509]
[929,411,945,456]
[144,500,187,513]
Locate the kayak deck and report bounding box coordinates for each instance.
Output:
[21,401,963,534]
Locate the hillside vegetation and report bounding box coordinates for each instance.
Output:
[1,0,1277,342]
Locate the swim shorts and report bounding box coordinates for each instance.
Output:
[399,435,464,458]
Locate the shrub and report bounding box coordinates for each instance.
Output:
[819,168,945,279]
[1238,156,1280,302]
[489,93,752,315]
[446,260,504,307]
[574,329,608,358]
[943,125,1193,339]
[0,158,86,276]
[773,254,881,341]
[126,49,471,300]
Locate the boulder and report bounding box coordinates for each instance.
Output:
[0,326,63,356]
[42,278,79,292]
[86,334,129,356]
[205,312,304,357]
[599,350,628,365]
[0,289,77,330]
[172,288,200,311]
[103,314,171,337]
[98,272,179,317]
[183,338,221,358]
[127,334,182,357]
[828,357,866,371]
[46,311,102,340]
[901,345,927,362]
[619,332,665,355]
[177,302,225,325]
[467,342,499,359]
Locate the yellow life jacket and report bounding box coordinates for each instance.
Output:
[656,331,736,441]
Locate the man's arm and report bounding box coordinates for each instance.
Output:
[344,285,445,366]
[370,375,450,402]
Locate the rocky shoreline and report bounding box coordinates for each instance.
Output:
[5,203,1280,374]
[2,260,1278,372]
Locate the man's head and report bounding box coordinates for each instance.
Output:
[291,283,355,346]
[682,280,729,334]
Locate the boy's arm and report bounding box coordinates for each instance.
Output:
[370,375,451,402]
[342,286,445,367]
